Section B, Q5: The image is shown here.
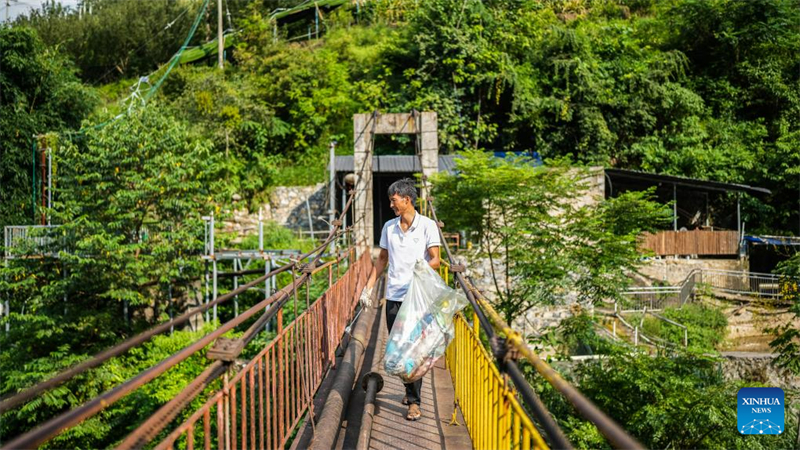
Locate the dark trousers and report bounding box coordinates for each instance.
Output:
[385,300,423,406]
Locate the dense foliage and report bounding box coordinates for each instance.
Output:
[0,107,225,447]
[431,150,672,318]
[15,0,270,83]
[770,252,800,373]
[0,26,95,230]
[532,346,796,449]
[6,0,800,232]
[528,315,792,449]
[224,0,798,233]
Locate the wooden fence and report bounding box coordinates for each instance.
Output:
[640,230,739,256]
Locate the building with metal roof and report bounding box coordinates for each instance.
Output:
[332,155,461,174]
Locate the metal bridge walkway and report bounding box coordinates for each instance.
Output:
[291,299,472,450]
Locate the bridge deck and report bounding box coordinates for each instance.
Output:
[366,359,472,450]
[292,301,472,450]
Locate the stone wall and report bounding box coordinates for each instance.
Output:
[512,303,593,338]
[720,352,800,390]
[638,257,748,285]
[463,253,508,302]
[267,184,329,232]
[462,252,590,338]
[575,166,605,208]
[220,184,330,243]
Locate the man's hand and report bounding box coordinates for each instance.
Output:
[359,286,374,308]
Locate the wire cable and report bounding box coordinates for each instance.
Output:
[94,2,194,84]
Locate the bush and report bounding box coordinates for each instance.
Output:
[530,348,796,449]
[639,304,727,352]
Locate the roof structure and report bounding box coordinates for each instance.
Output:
[333,155,460,173]
[605,168,771,196]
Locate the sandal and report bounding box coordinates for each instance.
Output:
[402,395,410,405]
[406,403,421,421]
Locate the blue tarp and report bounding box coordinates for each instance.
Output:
[744,235,800,246]
[493,151,543,166]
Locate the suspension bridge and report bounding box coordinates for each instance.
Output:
[0,112,646,450]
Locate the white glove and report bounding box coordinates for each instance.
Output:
[359,286,374,308]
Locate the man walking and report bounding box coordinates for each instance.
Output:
[360,178,441,421]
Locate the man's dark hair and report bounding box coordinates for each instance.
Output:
[387,178,418,205]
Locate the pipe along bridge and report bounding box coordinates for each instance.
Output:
[0,193,645,450]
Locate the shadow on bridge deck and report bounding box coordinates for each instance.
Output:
[292,301,472,450]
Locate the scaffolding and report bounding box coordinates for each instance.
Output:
[200,210,301,328]
[1,208,348,335]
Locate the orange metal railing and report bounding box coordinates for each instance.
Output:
[155,251,371,450]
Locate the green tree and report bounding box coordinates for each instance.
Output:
[16,0,237,83]
[431,150,671,320]
[223,15,400,184]
[638,303,728,352]
[0,107,224,447]
[0,26,96,230]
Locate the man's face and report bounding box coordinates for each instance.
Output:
[389,194,411,216]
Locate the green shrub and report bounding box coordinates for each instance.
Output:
[637,303,727,352]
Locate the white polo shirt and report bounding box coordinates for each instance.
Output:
[380,212,441,302]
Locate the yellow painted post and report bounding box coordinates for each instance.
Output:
[462,319,468,424]
[479,336,486,449]
[495,378,501,449]
[504,389,512,449]
[482,351,488,449]
[466,320,473,431]
[489,377,500,448]
[475,335,482,448]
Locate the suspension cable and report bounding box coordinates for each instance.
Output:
[0,228,345,414]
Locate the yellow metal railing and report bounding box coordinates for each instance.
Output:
[446,313,549,450]
[438,259,451,286]
[468,285,644,450]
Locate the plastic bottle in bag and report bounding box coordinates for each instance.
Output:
[383,259,468,383]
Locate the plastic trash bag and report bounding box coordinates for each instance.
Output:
[384,259,469,383]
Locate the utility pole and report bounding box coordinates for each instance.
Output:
[5,0,10,24]
[217,0,223,69]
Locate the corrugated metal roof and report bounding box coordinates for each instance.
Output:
[333,155,460,173]
[605,168,771,195]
